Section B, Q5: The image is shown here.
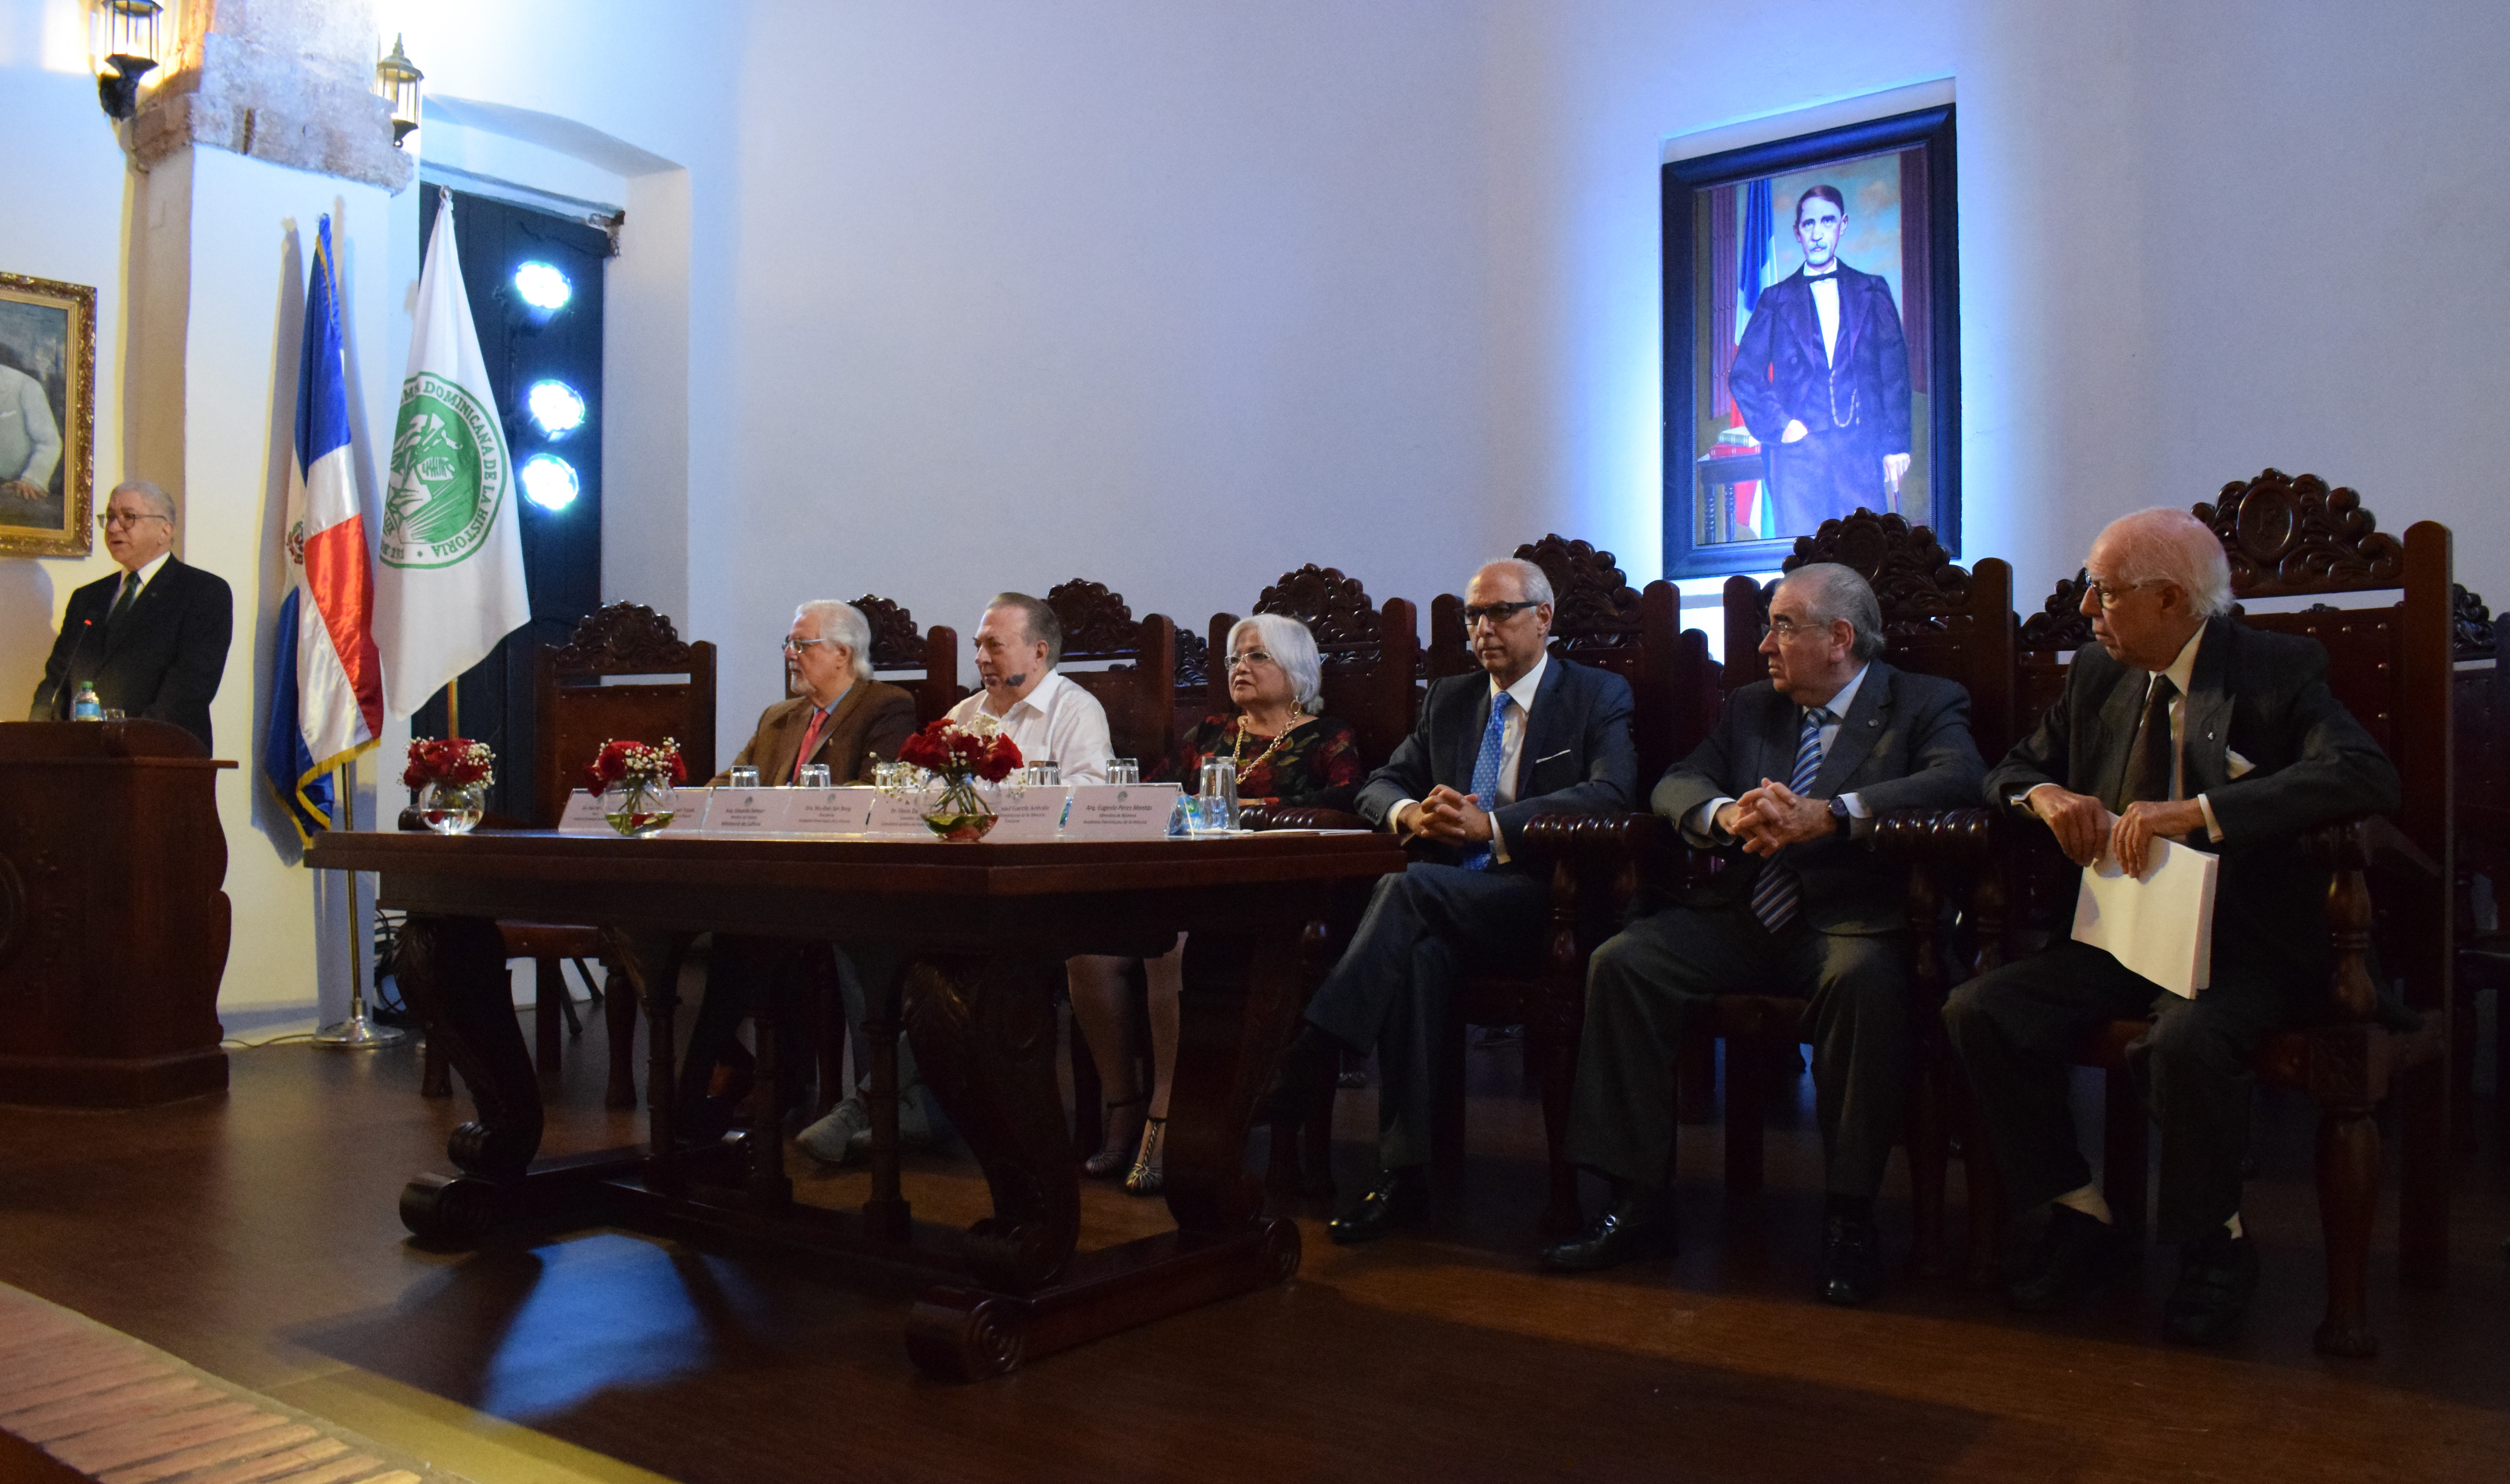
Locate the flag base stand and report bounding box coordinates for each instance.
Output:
[314,1013,409,1049]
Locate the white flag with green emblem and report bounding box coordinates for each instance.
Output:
[374,192,530,719]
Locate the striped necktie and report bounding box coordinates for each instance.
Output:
[1457,691,1513,872]
[1748,705,1831,933]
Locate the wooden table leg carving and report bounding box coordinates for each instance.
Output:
[393,914,543,1243]
[861,951,913,1243]
[602,927,697,1184]
[1166,925,1304,1235]
[903,952,1076,1292]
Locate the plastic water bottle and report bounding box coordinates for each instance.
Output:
[70,683,103,721]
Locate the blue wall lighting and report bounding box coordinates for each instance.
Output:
[513,261,573,315]
[520,453,580,511]
[527,379,588,438]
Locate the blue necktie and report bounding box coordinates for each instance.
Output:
[1458,691,1513,872]
[1748,706,1830,932]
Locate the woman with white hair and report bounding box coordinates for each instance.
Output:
[1079,612,1365,1195]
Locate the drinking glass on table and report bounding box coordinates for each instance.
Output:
[1106,758,1140,785]
[795,764,831,788]
[1196,755,1239,834]
[727,765,761,790]
[1030,760,1060,786]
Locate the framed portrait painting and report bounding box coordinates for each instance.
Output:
[1662,105,1958,578]
[0,272,95,559]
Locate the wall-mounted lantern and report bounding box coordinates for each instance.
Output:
[375,34,423,147]
[93,0,163,121]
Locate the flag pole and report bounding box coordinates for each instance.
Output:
[314,758,407,1048]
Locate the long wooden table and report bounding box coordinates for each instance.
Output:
[306,827,1403,1379]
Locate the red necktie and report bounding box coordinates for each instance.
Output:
[792,707,830,783]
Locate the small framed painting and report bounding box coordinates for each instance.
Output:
[1663,105,1958,578]
[0,272,96,559]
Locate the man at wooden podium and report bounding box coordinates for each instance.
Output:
[30,480,232,752]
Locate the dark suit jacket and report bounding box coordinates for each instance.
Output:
[1983,615,2401,989]
[1655,661,1983,933]
[1728,264,1913,455]
[32,556,233,753]
[713,678,918,786]
[1354,655,1637,870]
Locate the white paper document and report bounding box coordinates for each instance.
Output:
[2071,834,2220,998]
[1063,783,1180,841]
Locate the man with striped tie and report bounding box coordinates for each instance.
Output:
[1543,563,1982,1304]
[1259,557,1638,1245]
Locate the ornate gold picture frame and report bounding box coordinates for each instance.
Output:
[0,272,96,559]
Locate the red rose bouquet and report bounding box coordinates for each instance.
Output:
[584,738,686,838]
[404,737,493,790]
[890,715,1022,840]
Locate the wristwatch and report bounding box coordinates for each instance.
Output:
[1827,796,1851,833]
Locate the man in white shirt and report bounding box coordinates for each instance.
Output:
[944,591,1113,784]
[0,360,63,502]
[1257,558,1637,1244]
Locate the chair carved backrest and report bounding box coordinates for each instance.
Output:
[1044,579,1179,770]
[1427,536,1717,786]
[532,602,718,827]
[1206,564,1421,769]
[2454,585,2510,840]
[1720,509,2019,762]
[853,594,962,726]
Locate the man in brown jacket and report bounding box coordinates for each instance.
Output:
[684,600,920,1141]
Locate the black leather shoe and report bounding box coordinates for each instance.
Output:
[1539,1192,1677,1273]
[1254,1026,1343,1124]
[2164,1227,2259,1346]
[1328,1167,1430,1245]
[2007,1205,2125,1312]
[1819,1212,1882,1305]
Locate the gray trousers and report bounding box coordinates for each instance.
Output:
[1304,862,1548,1169]
[1943,941,2291,1244]
[1565,906,1910,1197]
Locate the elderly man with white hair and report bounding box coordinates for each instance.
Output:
[1541,562,1983,1305]
[32,478,232,752]
[1947,506,2398,1345]
[1257,557,1637,1245]
[683,599,920,1150]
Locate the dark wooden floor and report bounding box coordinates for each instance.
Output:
[2,985,2505,1484]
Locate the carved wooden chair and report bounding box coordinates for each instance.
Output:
[2448,586,2510,1142]
[1407,537,1719,1230]
[855,594,963,727]
[1995,471,2454,1356]
[1688,511,2016,1270]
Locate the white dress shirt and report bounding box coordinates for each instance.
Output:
[1389,652,1548,864]
[1809,271,1841,364]
[1685,662,1872,847]
[946,669,1113,785]
[113,551,172,609]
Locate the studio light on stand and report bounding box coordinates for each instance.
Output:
[93,0,163,122]
[375,34,423,148]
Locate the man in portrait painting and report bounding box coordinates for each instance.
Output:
[0,354,62,504]
[1728,185,1913,537]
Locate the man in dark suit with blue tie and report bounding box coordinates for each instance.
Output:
[1541,563,1982,1303]
[1728,186,1914,536]
[31,480,232,753]
[1260,557,1638,1244]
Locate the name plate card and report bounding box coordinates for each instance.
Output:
[866,790,934,837]
[787,787,876,834]
[557,789,608,835]
[1063,783,1179,841]
[975,784,1071,843]
[703,788,798,835]
[663,788,713,833]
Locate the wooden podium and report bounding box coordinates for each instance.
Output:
[0,720,233,1105]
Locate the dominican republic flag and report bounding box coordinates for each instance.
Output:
[261,215,384,846]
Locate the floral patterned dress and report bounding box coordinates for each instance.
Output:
[1170,714,1365,812]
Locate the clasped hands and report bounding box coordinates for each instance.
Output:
[1399,784,1495,845]
[2027,785,2208,876]
[1713,779,1833,858]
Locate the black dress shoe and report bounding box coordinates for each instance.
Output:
[2007,1205,2125,1312]
[1254,1025,1343,1124]
[1820,1212,1882,1306]
[1328,1167,1430,1245]
[2164,1227,2259,1345]
[1539,1192,1677,1273]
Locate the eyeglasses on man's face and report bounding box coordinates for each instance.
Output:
[1760,615,1820,641]
[98,509,169,530]
[1227,649,1276,670]
[2081,578,2157,609]
[782,636,838,653]
[1460,599,1542,629]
